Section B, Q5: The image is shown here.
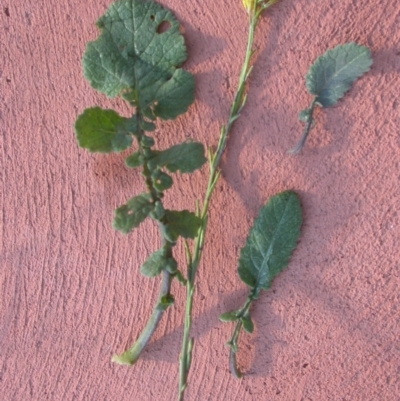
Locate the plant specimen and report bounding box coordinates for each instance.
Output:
[75,0,205,370]
[290,43,373,154]
[220,191,302,378]
[74,0,301,398]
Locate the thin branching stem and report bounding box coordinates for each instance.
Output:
[178,6,263,400]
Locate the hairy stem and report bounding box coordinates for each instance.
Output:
[178,8,260,400]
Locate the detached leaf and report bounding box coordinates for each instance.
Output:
[113,193,154,234]
[140,249,166,277]
[82,0,194,120]
[238,191,302,292]
[291,43,372,154]
[148,142,207,173]
[75,107,135,153]
[306,43,372,107]
[164,210,202,239]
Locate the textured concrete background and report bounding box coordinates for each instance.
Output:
[1,0,400,400]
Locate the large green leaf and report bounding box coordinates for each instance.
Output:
[164,210,202,239]
[82,0,194,120]
[306,43,372,107]
[148,142,206,173]
[238,191,302,293]
[113,193,154,234]
[75,107,136,153]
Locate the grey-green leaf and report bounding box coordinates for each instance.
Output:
[238,191,302,292]
[140,249,166,277]
[113,193,154,234]
[82,0,194,120]
[148,142,206,173]
[75,107,135,153]
[306,43,372,107]
[164,210,202,239]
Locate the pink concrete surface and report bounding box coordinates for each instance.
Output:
[1,0,400,400]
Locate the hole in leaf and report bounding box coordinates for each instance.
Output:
[150,15,155,21]
[157,21,171,34]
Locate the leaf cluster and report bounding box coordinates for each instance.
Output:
[74,0,206,284]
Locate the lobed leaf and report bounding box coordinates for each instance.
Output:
[148,142,207,174]
[238,191,302,293]
[306,43,372,107]
[82,0,194,120]
[164,210,202,239]
[75,107,136,153]
[113,193,154,234]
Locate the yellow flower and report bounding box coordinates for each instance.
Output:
[242,0,255,14]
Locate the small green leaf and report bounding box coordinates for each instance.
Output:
[238,191,302,292]
[219,312,239,322]
[241,315,254,334]
[141,120,156,132]
[125,152,143,168]
[141,135,155,148]
[298,108,312,123]
[164,210,202,239]
[113,193,154,234]
[82,0,194,120]
[148,142,207,173]
[75,107,135,153]
[165,258,178,274]
[306,43,372,107]
[150,201,166,220]
[140,249,166,277]
[156,294,174,311]
[152,171,173,191]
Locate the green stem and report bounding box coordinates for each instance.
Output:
[227,293,254,378]
[178,9,260,401]
[289,97,317,154]
[112,269,173,365]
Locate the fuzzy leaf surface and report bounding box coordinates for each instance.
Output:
[140,249,166,277]
[306,43,372,107]
[75,107,135,153]
[238,191,302,292]
[82,0,194,119]
[148,142,206,173]
[113,193,154,234]
[165,210,202,239]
